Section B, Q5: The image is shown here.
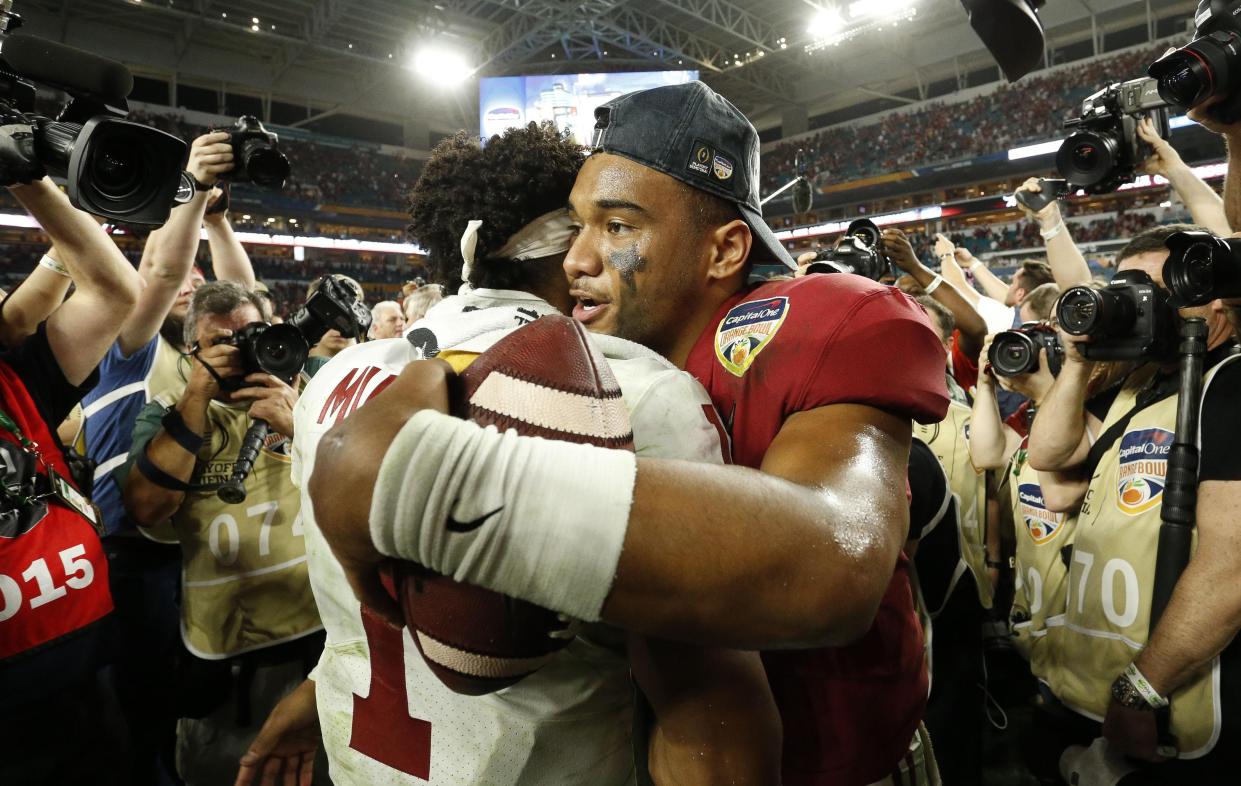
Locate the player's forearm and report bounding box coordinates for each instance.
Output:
[606,459,907,649]
[1027,361,1092,471]
[632,637,781,786]
[1165,166,1231,236]
[205,218,256,289]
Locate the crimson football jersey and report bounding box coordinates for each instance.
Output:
[686,274,949,786]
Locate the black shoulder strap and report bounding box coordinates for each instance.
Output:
[1082,372,1181,480]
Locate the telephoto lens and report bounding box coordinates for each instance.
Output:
[1149,31,1241,111]
[988,326,1063,378]
[1162,230,1241,307]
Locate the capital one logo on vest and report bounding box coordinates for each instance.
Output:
[1116,427,1173,516]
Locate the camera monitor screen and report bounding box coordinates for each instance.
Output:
[479,70,700,145]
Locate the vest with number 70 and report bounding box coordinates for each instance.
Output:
[1047,356,1241,758]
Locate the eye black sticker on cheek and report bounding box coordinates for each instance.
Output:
[609,244,648,288]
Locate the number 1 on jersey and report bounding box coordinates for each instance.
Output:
[351,606,432,778]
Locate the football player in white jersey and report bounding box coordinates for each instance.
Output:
[236,125,778,786]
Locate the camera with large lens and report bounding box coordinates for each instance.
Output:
[1056,77,1169,194]
[223,115,290,191]
[1161,229,1241,307]
[988,322,1063,377]
[219,275,371,389]
[806,218,889,281]
[1056,270,1177,361]
[1148,0,1241,125]
[0,7,186,224]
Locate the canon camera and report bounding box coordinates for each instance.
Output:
[988,322,1064,377]
[1148,1,1241,125]
[221,115,290,191]
[1056,270,1177,361]
[219,275,371,388]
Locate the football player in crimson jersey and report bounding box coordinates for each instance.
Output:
[314,82,950,785]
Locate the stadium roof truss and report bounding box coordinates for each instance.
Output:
[17,0,1197,135]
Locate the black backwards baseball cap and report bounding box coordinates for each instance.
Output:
[590,81,797,270]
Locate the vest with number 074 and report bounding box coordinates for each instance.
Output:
[1008,444,1076,680]
[156,391,320,660]
[1048,356,1241,758]
[914,399,991,610]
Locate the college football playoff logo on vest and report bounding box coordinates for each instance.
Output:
[1017,483,1064,544]
[714,297,789,377]
[1116,427,1173,515]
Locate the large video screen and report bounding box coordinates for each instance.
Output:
[479,70,699,145]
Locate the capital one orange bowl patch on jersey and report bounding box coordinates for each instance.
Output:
[1017,483,1065,544]
[1116,427,1173,515]
[715,296,789,377]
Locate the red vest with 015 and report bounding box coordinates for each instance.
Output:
[0,359,112,663]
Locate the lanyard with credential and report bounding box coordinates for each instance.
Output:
[0,403,101,531]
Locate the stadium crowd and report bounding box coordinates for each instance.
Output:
[762,43,1170,190]
[8,12,1241,786]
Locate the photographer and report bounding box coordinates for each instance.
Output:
[119,281,321,786]
[1136,118,1231,236]
[0,168,142,785]
[1025,224,1241,781]
[78,130,258,786]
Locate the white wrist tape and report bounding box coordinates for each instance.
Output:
[370,410,638,621]
[968,260,984,273]
[1039,222,1066,241]
[924,274,944,295]
[37,254,69,277]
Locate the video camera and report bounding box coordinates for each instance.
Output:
[1056,78,1170,194]
[806,218,890,281]
[1056,270,1177,361]
[219,115,290,191]
[1149,0,1241,125]
[1161,229,1241,307]
[988,322,1063,377]
[0,2,185,224]
[219,275,371,388]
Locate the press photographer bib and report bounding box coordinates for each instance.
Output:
[1050,356,1241,757]
[156,391,319,659]
[1008,445,1076,679]
[914,399,991,610]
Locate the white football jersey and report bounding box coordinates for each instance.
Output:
[291,289,726,786]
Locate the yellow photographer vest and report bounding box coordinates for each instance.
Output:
[1048,357,1241,757]
[1008,445,1076,680]
[159,392,320,660]
[914,400,991,609]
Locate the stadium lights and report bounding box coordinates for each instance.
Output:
[807,9,845,39]
[409,45,473,85]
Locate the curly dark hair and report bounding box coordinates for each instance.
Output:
[407,122,584,290]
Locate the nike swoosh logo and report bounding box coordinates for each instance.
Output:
[446,507,503,533]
